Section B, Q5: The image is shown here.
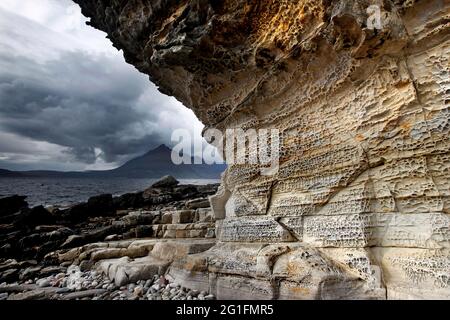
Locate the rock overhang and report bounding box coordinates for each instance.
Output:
[74,0,411,128]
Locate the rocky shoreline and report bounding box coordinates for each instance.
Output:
[0,176,218,300]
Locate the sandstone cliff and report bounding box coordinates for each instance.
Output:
[73,0,450,299]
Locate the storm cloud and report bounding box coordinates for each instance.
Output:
[0,2,204,171]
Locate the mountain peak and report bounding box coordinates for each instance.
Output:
[144,144,172,155]
[153,144,171,152]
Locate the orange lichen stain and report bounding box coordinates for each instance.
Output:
[251,1,306,49]
[400,121,411,132]
[394,80,410,88]
[355,134,365,141]
[286,261,303,276]
[170,3,189,22]
[184,262,195,270]
[289,286,310,296]
[156,2,189,43]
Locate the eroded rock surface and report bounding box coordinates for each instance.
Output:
[73,0,450,299]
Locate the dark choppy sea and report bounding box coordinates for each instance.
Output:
[0,177,220,207]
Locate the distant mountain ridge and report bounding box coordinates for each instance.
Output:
[0,145,226,179]
[0,169,24,177]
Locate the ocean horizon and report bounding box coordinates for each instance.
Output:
[0,177,220,207]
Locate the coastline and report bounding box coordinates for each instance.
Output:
[0,176,219,300]
[0,176,220,207]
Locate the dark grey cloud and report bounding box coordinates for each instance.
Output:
[0,4,204,171]
[0,50,166,165]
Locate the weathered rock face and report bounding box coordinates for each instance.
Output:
[73,0,450,299]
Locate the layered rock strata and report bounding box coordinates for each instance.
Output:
[0,179,220,300]
[73,0,450,299]
[0,181,218,261]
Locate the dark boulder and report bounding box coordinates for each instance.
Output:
[113,192,144,209]
[17,227,74,251]
[121,231,135,240]
[134,225,153,238]
[142,186,174,204]
[17,233,41,250]
[185,198,210,209]
[19,266,42,281]
[0,243,16,259]
[144,194,174,205]
[0,212,21,225]
[61,224,125,249]
[87,194,114,216]
[0,195,28,216]
[39,266,66,276]
[61,194,114,223]
[45,227,74,242]
[172,185,200,200]
[120,211,160,227]
[13,226,74,260]
[151,175,179,188]
[59,202,89,223]
[0,259,18,273]
[196,184,220,196]
[0,268,19,282]
[35,241,62,259]
[13,206,54,227]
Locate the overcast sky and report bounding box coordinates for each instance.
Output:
[0,0,204,171]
